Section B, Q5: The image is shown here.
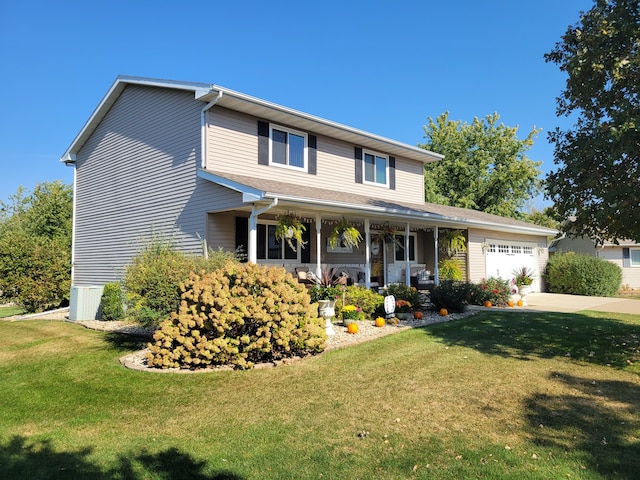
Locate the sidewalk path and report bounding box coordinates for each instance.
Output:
[525,292,640,314]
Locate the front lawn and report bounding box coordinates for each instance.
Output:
[0,305,25,318]
[1,310,638,479]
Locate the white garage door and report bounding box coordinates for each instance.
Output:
[485,240,538,291]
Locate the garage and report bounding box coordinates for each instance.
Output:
[485,240,539,291]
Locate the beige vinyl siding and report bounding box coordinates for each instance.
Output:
[601,247,640,288]
[73,85,219,285]
[206,107,425,204]
[467,228,550,289]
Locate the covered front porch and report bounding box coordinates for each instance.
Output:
[208,206,448,291]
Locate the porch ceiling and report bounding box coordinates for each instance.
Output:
[198,169,558,236]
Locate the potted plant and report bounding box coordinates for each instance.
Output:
[340,304,363,326]
[329,217,362,249]
[275,212,306,251]
[394,299,412,319]
[513,266,534,302]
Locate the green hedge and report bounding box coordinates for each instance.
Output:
[545,252,622,297]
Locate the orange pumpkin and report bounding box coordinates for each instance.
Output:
[347,323,359,334]
[392,317,399,325]
[507,301,514,307]
[517,299,524,307]
[484,301,492,308]
[375,317,386,328]
[439,308,448,316]
[413,311,423,320]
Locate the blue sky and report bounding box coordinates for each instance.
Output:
[0,0,593,208]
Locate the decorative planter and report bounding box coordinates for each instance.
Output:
[318,300,336,336]
[518,285,532,306]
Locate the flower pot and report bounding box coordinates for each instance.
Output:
[518,285,532,306]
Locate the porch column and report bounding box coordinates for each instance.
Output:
[433,226,439,285]
[405,222,411,286]
[315,214,322,278]
[364,218,371,289]
[248,215,257,264]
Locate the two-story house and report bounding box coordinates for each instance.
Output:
[61,76,557,320]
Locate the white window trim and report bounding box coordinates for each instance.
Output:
[362,150,389,187]
[630,248,640,267]
[257,220,301,263]
[269,124,308,172]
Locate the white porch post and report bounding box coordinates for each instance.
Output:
[365,218,371,289]
[405,222,411,286]
[248,215,257,264]
[434,226,439,285]
[315,214,322,278]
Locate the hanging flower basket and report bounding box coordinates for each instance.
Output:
[275,212,306,251]
[329,217,362,249]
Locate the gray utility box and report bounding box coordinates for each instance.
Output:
[69,285,104,321]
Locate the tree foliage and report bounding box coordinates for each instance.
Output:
[0,181,73,312]
[545,0,640,243]
[419,112,543,219]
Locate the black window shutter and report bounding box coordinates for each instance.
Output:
[623,247,630,267]
[301,222,311,263]
[308,135,317,175]
[235,216,249,262]
[389,156,396,190]
[258,121,269,165]
[354,147,363,183]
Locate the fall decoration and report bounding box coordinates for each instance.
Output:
[413,311,423,320]
[347,323,359,334]
[439,308,448,316]
[484,300,492,308]
[375,317,386,327]
[507,300,514,307]
[517,299,524,307]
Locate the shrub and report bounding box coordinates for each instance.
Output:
[438,258,464,281]
[146,263,326,370]
[337,285,384,319]
[0,232,71,312]
[100,283,124,321]
[430,281,472,313]
[470,277,512,306]
[124,240,242,328]
[545,252,622,296]
[385,283,422,309]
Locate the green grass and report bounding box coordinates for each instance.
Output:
[0,305,25,318]
[1,310,639,479]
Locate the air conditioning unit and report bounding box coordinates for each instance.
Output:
[69,285,104,321]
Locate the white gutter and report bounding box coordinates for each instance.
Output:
[248,199,279,263]
[200,90,223,169]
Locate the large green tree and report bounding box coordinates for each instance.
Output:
[545,0,640,243]
[0,181,73,312]
[419,112,543,219]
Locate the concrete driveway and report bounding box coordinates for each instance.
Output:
[525,292,640,314]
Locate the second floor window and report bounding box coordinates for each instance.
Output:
[270,125,307,170]
[364,151,388,186]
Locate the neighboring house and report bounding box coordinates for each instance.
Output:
[61,76,557,320]
[553,236,640,289]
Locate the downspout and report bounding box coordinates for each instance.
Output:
[248,199,278,263]
[200,91,223,169]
